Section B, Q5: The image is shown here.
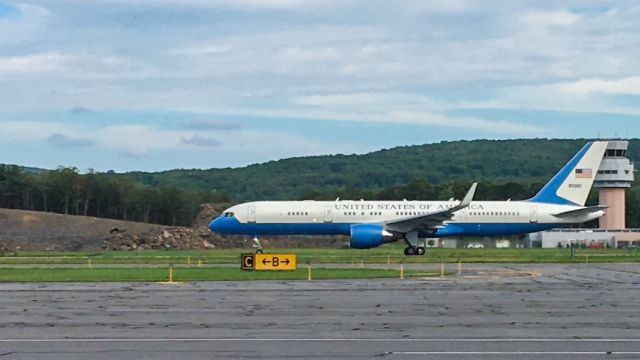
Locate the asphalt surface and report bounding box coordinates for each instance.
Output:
[1,264,639,359]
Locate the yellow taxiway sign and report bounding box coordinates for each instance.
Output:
[241,253,297,271]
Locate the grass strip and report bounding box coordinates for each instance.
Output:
[1,248,639,265]
[0,267,433,282]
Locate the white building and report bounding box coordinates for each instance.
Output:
[529,229,640,248]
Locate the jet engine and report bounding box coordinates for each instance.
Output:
[350,224,395,249]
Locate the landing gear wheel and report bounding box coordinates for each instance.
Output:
[416,247,426,256]
[404,247,416,256]
[252,236,263,254]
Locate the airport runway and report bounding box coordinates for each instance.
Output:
[1,264,639,359]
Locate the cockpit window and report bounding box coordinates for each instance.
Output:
[223,212,234,217]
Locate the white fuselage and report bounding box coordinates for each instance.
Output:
[210,200,602,238]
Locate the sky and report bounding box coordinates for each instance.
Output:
[1,0,639,172]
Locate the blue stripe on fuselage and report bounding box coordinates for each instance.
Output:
[209,217,559,238]
[432,222,557,237]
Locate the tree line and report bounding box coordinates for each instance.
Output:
[2,164,639,228]
[126,139,640,201]
[0,165,229,226]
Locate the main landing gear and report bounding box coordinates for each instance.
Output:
[403,246,426,256]
[403,231,426,256]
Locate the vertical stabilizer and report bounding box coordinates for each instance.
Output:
[528,141,608,206]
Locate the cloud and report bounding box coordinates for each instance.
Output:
[295,93,401,107]
[0,52,157,80]
[453,80,640,117]
[46,133,95,148]
[1,0,640,170]
[0,121,68,141]
[556,76,640,96]
[0,3,50,46]
[0,53,69,75]
[180,135,222,147]
[0,119,355,163]
[524,11,580,27]
[0,3,20,18]
[95,0,347,10]
[185,120,242,131]
[169,44,231,56]
[70,106,95,114]
[221,128,357,157]
[207,104,543,136]
[98,125,187,157]
[385,111,542,135]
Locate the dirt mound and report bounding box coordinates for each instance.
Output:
[192,203,226,228]
[0,208,166,251]
[0,204,347,252]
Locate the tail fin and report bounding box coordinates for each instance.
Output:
[528,141,608,206]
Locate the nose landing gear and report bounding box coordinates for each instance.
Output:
[252,236,263,254]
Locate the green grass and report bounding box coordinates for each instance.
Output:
[1,247,639,265]
[1,247,637,282]
[0,267,432,282]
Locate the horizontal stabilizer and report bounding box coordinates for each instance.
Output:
[553,205,608,218]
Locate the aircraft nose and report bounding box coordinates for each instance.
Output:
[209,216,224,233]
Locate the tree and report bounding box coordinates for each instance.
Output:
[46,167,79,215]
[0,165,25,209]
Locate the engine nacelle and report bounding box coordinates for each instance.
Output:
[350,224,393,249]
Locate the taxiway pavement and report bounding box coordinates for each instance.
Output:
[1,264,639,359]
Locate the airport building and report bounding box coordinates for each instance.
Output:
[530,140,639,248]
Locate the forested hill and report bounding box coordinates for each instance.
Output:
[127,139,640,201]
[2,138,639,227]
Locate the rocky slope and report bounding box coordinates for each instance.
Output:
[0,204,346,252]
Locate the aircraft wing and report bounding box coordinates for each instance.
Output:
[384,183,477,234]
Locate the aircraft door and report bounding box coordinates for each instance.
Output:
[323,206,333,223]
[248,204,256,223]
[529,206,538,224]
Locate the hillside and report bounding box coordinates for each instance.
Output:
[3,139,639,228]
[0,208,167,251]
[0,207,346,252]
[126,139,640,201]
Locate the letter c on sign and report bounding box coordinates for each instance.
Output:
[242,254,255,270]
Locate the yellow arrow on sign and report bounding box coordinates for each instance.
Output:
[254,254,297,271]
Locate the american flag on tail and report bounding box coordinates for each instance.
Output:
[575,168,593,179]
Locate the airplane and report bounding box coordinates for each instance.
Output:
[209,141,609,255]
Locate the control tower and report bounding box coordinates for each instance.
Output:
[594,141,635,230]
